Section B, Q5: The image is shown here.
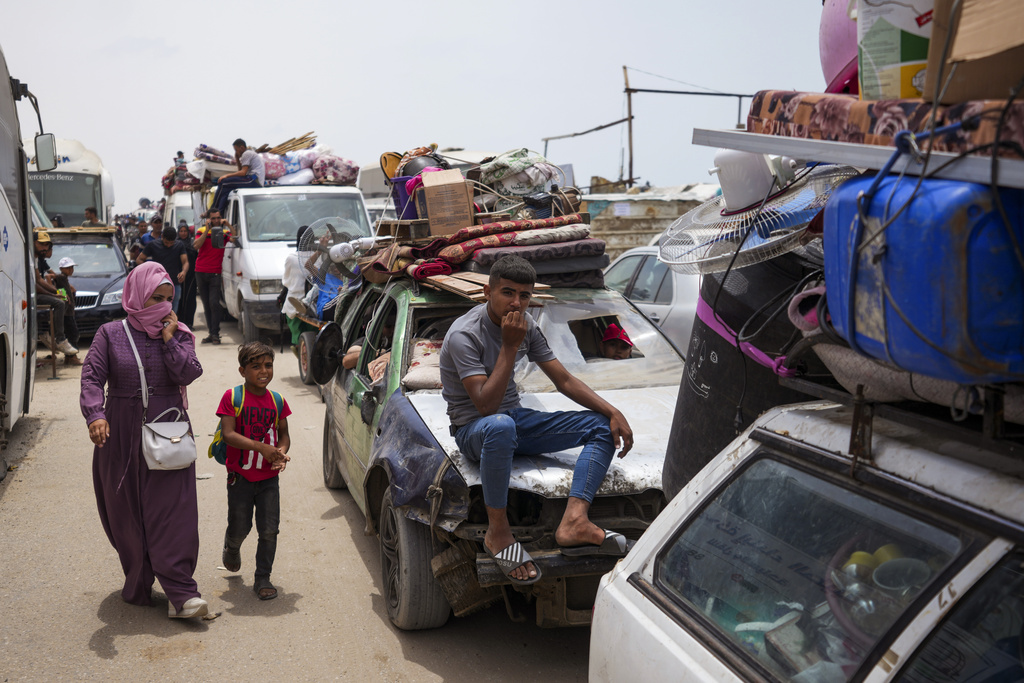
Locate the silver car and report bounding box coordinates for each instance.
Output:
[603,246,699,354]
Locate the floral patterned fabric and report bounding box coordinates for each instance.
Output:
[468,238,606,266]
[312,155,359,185]
[747,90,1024,159]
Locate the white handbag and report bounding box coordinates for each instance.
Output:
[122,320,197,471]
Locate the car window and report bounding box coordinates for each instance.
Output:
[654,457,973,682]
[897,547,1024,682]
[48,241,124,276]
[515,289,683,392]
[630,256,669,304]
[604,255,643,295]
[654,268,673,305]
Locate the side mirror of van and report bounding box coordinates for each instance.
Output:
[230,236,241,247]
[34,133,57,172]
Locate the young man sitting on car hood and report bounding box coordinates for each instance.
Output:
[439,255,635,585]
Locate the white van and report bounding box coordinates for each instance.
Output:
[221,185,372,342]
[163,190,201,232]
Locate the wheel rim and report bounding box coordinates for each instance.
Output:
[300,339,309,375]
[380,502,401,613]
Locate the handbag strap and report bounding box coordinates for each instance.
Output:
[121,319,149,413]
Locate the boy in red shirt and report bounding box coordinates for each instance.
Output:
[217,341,291,600]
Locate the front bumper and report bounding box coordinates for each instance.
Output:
[243,298,285,330]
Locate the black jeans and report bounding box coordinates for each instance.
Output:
[64,312,79,348]
[177,274,198,328]
[36,294,66,341]
[196,271,222,336]
[224,472,280,579]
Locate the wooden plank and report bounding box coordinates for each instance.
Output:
[426,275,484,295]
[450,271,550,290]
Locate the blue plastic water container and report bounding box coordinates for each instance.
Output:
[824,175,1024,384]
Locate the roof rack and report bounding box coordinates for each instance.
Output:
[35,226,117,234]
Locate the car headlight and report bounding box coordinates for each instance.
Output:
[250,279,282,295]
[101,289,123,306]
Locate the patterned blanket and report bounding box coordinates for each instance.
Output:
[747,90,1024,159]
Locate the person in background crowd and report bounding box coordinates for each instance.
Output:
[193,210,232,344]
[82,206,107,228]
[32,230,78,357]
[280,225,317,357]
[50,214,64,228]
[599,324,634,360]
[137,224,188,312]
[209,138,265,216]
[80,261,207,619]
[176,220,198,328]
[138,220,153,246]
[53,256,82,365]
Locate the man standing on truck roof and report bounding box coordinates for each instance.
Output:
[209,138,265,216]
[81,206,106,227]
[193,210,231,345]
[32,231,79,357]
[439,255,635,586]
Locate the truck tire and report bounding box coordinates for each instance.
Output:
[322,413,346,489]
[379,488,451,630]
[298,331,316,385]
[240,305,259,343]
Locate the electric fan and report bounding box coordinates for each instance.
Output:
[296,216,377,305]
[659,161,858,275]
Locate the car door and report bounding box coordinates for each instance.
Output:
[623,255,674,328]
[221,198,241,315]
[337,291,403,480]
[604,253,644,298]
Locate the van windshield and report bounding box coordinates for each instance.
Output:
[242,193,370,242]
[28,172,102,226]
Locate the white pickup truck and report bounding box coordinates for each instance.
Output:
[221,185,372,341]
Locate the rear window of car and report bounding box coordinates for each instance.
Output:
[654,456,977,681]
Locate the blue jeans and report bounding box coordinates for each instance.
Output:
[224,472,280,579]
[454,407,613,509]
[211,174,260,214]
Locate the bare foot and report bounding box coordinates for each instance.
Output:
[554,497,606,547]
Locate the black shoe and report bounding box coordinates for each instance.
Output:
[201,334,221,344]
[222,547,241,572]
[211,335,222,345]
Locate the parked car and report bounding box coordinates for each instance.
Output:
[220,185,372,342]
[319,281,684,630]
[603,246,699,353]
[46,227,127,336]
[590,400,1024,682]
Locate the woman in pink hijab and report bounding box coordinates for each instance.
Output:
[80,261,208,619]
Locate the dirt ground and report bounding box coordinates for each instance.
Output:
[0,307,589,681]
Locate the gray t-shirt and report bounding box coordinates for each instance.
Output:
[440,304,556,426]
[239,149,266,186]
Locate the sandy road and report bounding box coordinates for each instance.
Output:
[0,309,589,681]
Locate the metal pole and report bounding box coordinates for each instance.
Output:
[623,66,634,188]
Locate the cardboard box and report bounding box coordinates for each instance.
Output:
[415,169,475,236]
[923,0,1024,104]
[857,0,934,100]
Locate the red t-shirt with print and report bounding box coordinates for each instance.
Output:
[217,387,291,482]
[195,224,232,273]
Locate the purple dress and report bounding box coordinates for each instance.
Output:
[80,321,204,610]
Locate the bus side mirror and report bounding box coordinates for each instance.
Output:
[34,133,57,172]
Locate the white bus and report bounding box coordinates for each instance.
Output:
[0,43,57,469]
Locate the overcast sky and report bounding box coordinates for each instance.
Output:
[3,0,826,215]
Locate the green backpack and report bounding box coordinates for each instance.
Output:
[208,385,285,465]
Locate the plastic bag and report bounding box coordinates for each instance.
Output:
[276,168,315,186]
[283,151,302,175]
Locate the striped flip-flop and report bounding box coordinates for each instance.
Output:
[485,540,543,586]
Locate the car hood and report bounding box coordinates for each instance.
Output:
[407,386,675,497]
[69,272,126,294]
[243,243,293,279]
